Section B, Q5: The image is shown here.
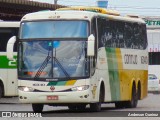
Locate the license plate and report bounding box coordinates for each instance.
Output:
[47,96,58,100]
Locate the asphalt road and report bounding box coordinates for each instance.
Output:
[0,93,160,119]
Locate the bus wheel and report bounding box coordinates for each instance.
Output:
[90,102,101,112]
[90,89,104,112]
[138,82,141,100]
[32,104,44,113]
[125,84,138,108]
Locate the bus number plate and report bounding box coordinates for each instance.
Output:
[47,96,58,100]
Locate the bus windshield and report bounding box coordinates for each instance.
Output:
[18,40,89,80]
[20,20,88,39]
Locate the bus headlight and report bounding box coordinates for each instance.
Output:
[18,86,35,92]
[71,85,89,91]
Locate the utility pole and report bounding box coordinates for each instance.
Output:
[54,0,58,5]
[54,0,58,9]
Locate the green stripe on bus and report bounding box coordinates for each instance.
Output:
[47,80,76,86]
[106,48,120,101]
[47,81,67,86]
[56,81,66,86]
[47,81,58,86]
[0,55,17,68]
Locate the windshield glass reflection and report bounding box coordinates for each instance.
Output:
[18,40,89,79]
[20,21,88,39]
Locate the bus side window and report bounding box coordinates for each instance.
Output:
[149,52,160,65]
[0,28,18,52]
[141,24,147,49]
[124,22,133,48]
[97,18,111,48]
[0,28,10,52]
[115,21,124,48]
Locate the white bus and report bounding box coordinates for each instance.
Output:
[7,7,148,112]
[147,30,160,78]
[0,21,19,98]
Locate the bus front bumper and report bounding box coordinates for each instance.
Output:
[19,90,91,104]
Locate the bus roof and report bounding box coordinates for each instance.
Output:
[57,6,120,16]
[0,21,20,27]
[21,7,145,24]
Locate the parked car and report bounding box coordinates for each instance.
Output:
[148,74,160,93]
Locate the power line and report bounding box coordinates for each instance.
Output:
[108,6,160,10]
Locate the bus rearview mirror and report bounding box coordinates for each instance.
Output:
[7,36,16,60]
[87,34,95,56]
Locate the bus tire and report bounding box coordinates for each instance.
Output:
[125,84,138,108]
[90,85,104,112]
[138,82,141,100]
[32,104,44,113]
[90,102,101,112]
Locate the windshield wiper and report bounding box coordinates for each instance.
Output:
[34,42,71,80]
[54,57,71,80]
[34,56,51,79]
[34,48,51,79]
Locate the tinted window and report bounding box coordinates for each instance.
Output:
[97,17,147,49]
[149,52,160,65]
[0,28,18,52]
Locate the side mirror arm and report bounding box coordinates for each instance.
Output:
[7,36,16,60]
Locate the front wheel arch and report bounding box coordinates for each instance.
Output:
[90,81,105,112]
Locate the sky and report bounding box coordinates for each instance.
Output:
[32,0,160,16]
